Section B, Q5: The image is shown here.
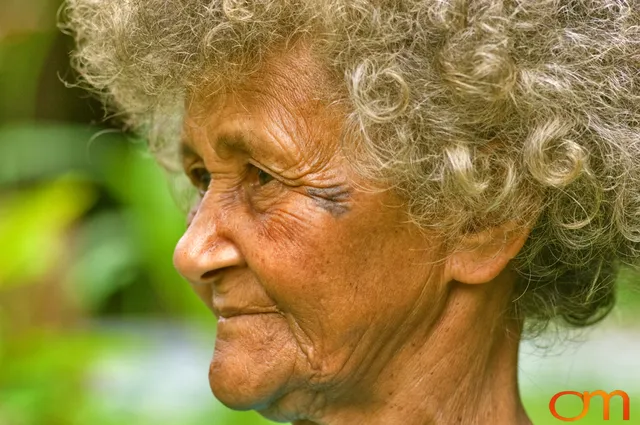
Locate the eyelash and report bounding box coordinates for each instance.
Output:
[189,167,211,196]
[255,166,275,186]
[188,164,275,196]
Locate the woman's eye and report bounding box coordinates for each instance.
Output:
[256,168,274,186]
[190,167,211,195]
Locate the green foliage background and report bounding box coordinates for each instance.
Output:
[0,2,638,425]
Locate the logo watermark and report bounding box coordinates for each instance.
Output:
[549,390,630,421]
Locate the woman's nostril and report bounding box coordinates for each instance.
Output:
[201,269,221,282]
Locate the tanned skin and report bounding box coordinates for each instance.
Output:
[173,43,534,425]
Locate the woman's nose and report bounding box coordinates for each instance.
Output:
[172,203,243,285]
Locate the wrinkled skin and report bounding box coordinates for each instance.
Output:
[173,45,533,425]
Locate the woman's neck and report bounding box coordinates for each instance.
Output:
[295,273,533,425]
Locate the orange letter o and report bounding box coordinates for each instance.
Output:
[549,391,590,422]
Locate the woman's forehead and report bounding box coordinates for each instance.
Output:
[181,47,346,164]
[187,42,338,115]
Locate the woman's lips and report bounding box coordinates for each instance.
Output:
[215,311,283,331]
[213,305,281,319]
[219,311,272,319]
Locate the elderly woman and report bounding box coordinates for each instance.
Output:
[64,1,639,424]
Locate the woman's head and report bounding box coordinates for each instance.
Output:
[63,0,640,421]
[172,44,529,419]
[64,0,640,330]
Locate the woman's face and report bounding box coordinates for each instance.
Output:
[173,46,449,420]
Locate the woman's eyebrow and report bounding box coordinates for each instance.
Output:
[180,132,261,162]
[216,132,255,157]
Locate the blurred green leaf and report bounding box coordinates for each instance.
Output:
[101,148,208,318]
[0,32,54,120]
[0,124,124,184]
[0,329,143,425]
[0,175,96,287]
[68,211,141,311]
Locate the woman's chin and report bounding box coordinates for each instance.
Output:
[209,358,315,424]
[209,361,275,410]
[208,314,297,411]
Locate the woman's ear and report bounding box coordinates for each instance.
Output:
[444,221,531,285]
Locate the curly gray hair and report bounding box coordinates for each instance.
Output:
[62,0,640,334]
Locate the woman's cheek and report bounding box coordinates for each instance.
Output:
[246,202,335,290]
[249,189,328,241]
